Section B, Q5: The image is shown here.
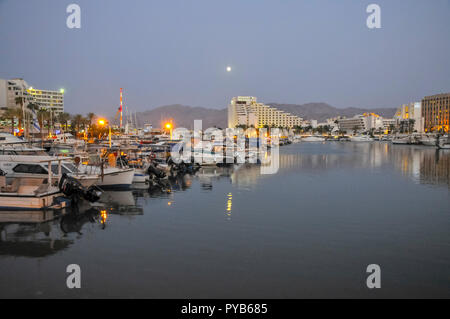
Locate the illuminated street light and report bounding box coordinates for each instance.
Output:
[165,122,173,140]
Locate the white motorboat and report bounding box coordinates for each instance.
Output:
[80,165,135,189]
[0,154,99,188]
[0,133,27,145]
[302,136,326,142]
[0,159,70,211]
[351,135,374,142]
[437,135,450,149]
[0,177,67,210]
[420,135,437,147]
[53,133,85,146]
[192,149,235,166]
[392,135,412,145]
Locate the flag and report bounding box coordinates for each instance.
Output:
[30,108,41,132]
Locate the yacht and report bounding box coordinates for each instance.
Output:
[351,135,374,142]
[392,135,412,145]
[0,154,99,188]
[420,135,437,147]
[302,135,326,142]
[53,133,85,146]
[79,163,135,189]
[0,176,68,210]
[437,135,450,149]
[0,159,70,210]
[0,132,27,145]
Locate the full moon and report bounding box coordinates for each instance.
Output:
[226,66,232,72]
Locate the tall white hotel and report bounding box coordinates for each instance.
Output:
[228,96,303,129]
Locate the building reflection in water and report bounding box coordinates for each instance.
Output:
[230,143,450,189]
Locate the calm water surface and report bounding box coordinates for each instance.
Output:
[1,142,449,298]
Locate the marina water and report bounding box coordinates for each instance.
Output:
[1,142,449,298]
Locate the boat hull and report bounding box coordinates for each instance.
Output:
[96,168,135,189]
[0,192,67,210]
[302,137,326,142]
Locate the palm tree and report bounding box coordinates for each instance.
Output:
[58,112,71,131]
[86,112,95,137]
[1,108,20,134]
[37,109,50,139]
[25,102,40,137]
[15,96,24,109]
[87,112,95,126]
[72,114,84,134]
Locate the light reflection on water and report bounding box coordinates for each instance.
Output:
[0,142,449,298]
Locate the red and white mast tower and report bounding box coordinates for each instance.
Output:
[119,88,123,128]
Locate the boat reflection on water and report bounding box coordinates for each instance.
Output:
[197,166,234,191]
[60,207,107,233]
[100,190,143,215]
[0,207,106,258]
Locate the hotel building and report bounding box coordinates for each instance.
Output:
[395,102,424,133]
[228,96,303,129]
[337,113,384,133]
[26,87,64,114]
[0,78,64,115]
[0,78,33,110]
[422,93,450,133]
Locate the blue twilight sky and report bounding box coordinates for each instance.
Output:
[0,0,449,116]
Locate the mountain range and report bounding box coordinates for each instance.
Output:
[134,103,397,129]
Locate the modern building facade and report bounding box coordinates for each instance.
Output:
[395,102,424,133]
[337,113,384,133]
[0,78,64,115]
[422,93,450,133]
[228,96,303,128]
[26,87,64,114]
[0,78,33,110]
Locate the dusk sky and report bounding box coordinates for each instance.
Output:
[0,0,449,116]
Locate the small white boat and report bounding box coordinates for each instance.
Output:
[0,176,67,210]
[53,133,85,146]
[351,135,374,142]
[0,158,71,210]
[0,133,27,145]
[81,166,135,189]
[392,135,412,145]
[0,154,99,188]
[438,135,450,149]
[420,135,437,147]
[302,136,326,142]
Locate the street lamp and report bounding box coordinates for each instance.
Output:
[165,122,173,140]
[98,118,111,148]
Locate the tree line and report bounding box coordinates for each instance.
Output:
[0,97,108,138]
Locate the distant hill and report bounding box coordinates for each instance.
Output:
[135,103,396,129]
[135,104,227,129]
[267,103,397,122]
